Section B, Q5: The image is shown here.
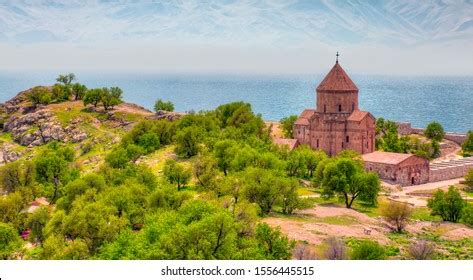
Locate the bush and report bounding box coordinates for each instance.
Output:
[154,99,175,112]
[28,86,52,106]
[255,223,294,260]
[0,222,23,260]
[464,169,473,191]
[425,122,445,141]
[163,159,192,191]
[462,205,473,226]
[427,186,466,222]
[462,131,473,153]
[175,126,202,158]
[324,237,347,260]
[280,115,298,138]
[382,201,413,233]
[408,240,435,260]
[293,243,317,260]
[351,240,386,260]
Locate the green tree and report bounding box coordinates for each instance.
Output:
[52,84,72,102]
[83,88,103,108]
[0,160,35,193]
[425,121,445,142]
[101,87,123,110]
[381,201,412,233]
[72,83,87,100]
[34,145,75,202]
[175,126,202,158]
[321,158,380,208]
[105,147,131,169]
[28,86,52,107]
[56,73,76,86]
[464,169,473,191]
[461,205,473,227]
[280,115,298,138]
[462,131,473,153]
[26,206,50,244]
[193,155,219,190]
[427,186,466,222]
[351,240,386,260]
[0,222,23,260]
[255,223,294,260]
[154,99,175,112]
[163,159,192,191]
[214,140,238,176]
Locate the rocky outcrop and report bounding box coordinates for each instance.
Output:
[3,110,87,147]
[0,143,22,163]
[148,110,186,121]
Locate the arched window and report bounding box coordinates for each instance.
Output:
[338,104,342,112]
[316,139,319,148]
[346,136,349,143]
[352,103,355,111]
[324,104,326,112]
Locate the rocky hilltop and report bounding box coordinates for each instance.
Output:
[0,86,182,165]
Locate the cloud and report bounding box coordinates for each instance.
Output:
[0,0,472,74]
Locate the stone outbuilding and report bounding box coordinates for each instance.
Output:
[293,58,375,156]
[362,151,430,186]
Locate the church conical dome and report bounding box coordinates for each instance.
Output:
[316,62,358,92]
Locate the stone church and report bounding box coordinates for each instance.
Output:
[293,57,376,156]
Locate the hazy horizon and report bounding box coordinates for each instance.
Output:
[1,1,473,76]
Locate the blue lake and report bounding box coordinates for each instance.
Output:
[0,72,472,133]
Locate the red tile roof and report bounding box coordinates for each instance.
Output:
[362,151,416,165]
[294,109,315,126]
[347,110,369,122]
[274,138,299,150]
[317,62,358,92]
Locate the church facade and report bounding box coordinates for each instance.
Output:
[293,60,376,156]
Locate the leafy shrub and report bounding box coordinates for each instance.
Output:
[427,186,466,222]
[154,99,174,112]
[351,240,386,260]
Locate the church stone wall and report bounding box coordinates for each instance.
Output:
[364,156,429,186]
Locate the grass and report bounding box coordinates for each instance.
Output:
[411,207,442,222]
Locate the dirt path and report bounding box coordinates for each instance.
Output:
[264,205,391,245]
[388,178,463,207]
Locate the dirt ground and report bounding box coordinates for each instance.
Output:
[265,204,473,247]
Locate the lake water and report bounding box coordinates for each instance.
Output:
[0,71,472,133]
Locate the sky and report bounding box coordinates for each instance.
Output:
[1,0,473,75]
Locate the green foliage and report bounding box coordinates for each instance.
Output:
[72,83,88,101]
[27,206,50,244]
[286,145,327,177]
[34,143,76,202]
[427,186,466,222]
[0,160,35,193]
[56,73,76,86]
[84,88,102,107]
[465,169,473,191]
[28,86,52,106]
[193,155,219,191]
[382,201,413,233]
[163,159,192,191]
[280,115,298,138]
[154,99,175,112]
[0,222,23,260]
[320,158,380,208]
[425,121,445,141]
[101,87,123,110]
[175,126,202,158]
[255,223,294,260]
[461,205,473,227]
[350,240,386,260]
[52,84,72,102]
[215,102,265,136]
[462,131,473,153]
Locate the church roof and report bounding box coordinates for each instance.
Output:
[273,138,299,150]
[317,62,358,92]
[347,110,370,122]
[294,109,315,126]
[362,151,418,165]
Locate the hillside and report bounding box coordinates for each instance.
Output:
[0,79,472,261]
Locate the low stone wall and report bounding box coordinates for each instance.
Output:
[429,160,473,182]
[395,122,468,145]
